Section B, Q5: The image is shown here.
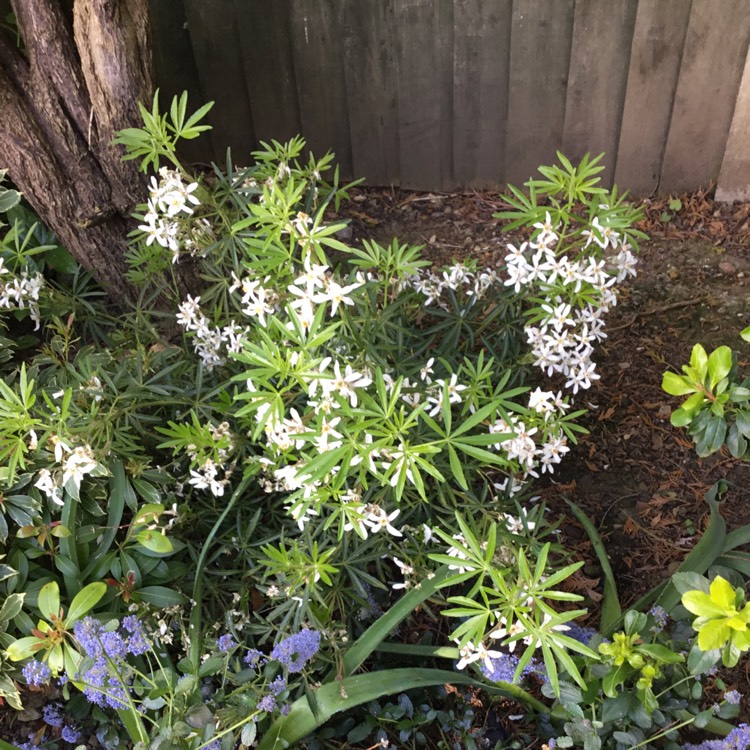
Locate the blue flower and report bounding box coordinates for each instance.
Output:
[73,616,105,658]
[270,629,321,673]
[121,615,150,656]
[22,660,51,686]
[269,675,287,695]
[217,634,237,652]
[649,605,669,633]
[244,648,266,668]
[257,694,278,713]
[565,623,597,647]
[683,723,750,749]
[480,651,546,685]
[61,724,81,743]
[725,690,742,705]
[42,703,63,727]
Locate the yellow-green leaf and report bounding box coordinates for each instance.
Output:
[6,636,43,661]
[698,619,731,651]
[38,581,60,621]
[662,372,697,396]
[682,590,727,619]
[709,575,736,610]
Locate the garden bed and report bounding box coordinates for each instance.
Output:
[330,186,750,731]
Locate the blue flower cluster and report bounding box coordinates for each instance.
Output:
[22,659,51,686]
[217,633,237,652]
[683,724,750,749]
[42,703,63,727]
[480,651,546,684]
[565,623,598,647]
[649,605,669,634]
[73,615,150,710]
[270,629,321,673]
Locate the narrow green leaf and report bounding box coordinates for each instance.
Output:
[258,668,537,750]
[566,501,620,634]
[338,566,451,679]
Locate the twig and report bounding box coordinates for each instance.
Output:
[608,296,705,332]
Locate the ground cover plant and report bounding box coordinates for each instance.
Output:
[0,95,749,749]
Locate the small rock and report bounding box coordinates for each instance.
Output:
[719,261,736,273]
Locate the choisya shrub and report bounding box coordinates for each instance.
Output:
[0,95,648,747]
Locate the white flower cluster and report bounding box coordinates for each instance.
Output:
[34,438,100,506]
[186,422,236,497]
[406,263,500,309]
[138,167,202,263]
[176,295,250,370]
[0,258,44,329]
[504,212,637,394]
[489,387,571,478]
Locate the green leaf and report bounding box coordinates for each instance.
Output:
[0,593,24,623]
[258,669,530,750]
[38,581,60,621]
[136,530,174,555]
[689,343,708,379]
[707,346,732,388]
[662,372,697,396]
[117,706,149,745]
[65,582,106,625]
[566,501,620,634]
[137,586,186,608]
[6,636,42,661]
[338,567,451,679]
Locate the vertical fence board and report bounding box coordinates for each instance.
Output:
[505,0,574,186]
[183,0,256,163]
[234,0,301,147]
[452,0,511,189]
[289,0,352,178]
[660,0,750,193]
[395,0,454,191]
[716,47,750,202]
[340,0,399,185]
[149,0,208,164]
[614,0,691,195]
[562,0,637,186]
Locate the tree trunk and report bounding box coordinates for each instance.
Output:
[0,0,153,302]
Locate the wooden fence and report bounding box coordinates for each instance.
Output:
[150,0,750,199]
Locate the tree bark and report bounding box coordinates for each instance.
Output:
[0,0,153,301]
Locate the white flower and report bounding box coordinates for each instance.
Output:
[35,468,63,506]
[61,445,98,490]
[532,212,559,245]
[420,357,435,383]
[488,616,528,652]
[313,278,363,316]
[314,416,343,452]
[365,506,403,537]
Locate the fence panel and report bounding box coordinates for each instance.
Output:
[561,0,638,186]
[182,0,255,163]
[395,0,454,190]
[717,48,750,202]
[452,0,512,189]
[341,0,400,185]
[153,0,750,196]
[504,0,575,187]
[660,0,750,193]
[614,0,692,195]
[234,0,302,149]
